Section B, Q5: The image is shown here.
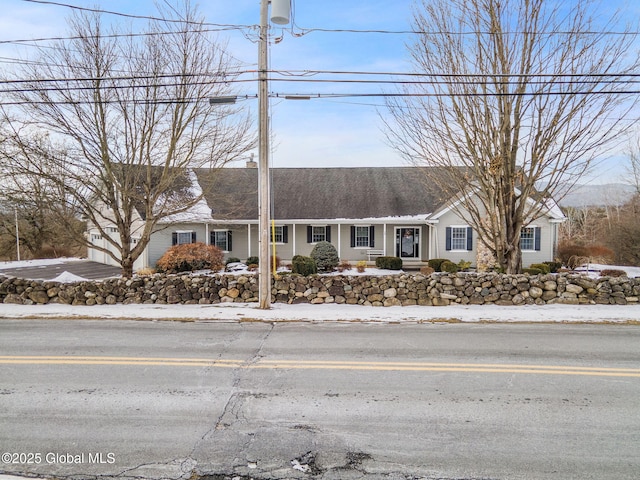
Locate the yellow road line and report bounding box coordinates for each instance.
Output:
[1,355,639,377]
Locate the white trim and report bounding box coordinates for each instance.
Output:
[382,223,387,257]
[292,224,296,257]
[247,223,251,258]
[183,215,432,226]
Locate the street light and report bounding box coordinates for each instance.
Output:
[208,96,238,105]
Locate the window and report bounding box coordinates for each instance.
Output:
[355,226,369,247]
[172,231,196,246]
[271,225,288,244]
[350,225,375,248]
[451,227,467,250]
[520,226,541,251]
[446,226,472,251]
[312,226,326,243]
[307,225,331,243]
[211,230,232,252]
[107,227,118,233]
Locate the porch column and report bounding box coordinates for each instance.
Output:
[205,223,209,245]
[337,222,341,258]
[383,223,387,256]
[292,224,296,257]
[247,223,251,258]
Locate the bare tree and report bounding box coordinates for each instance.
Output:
[0,168,85,260]
[384,0,639,273]
[626,136,640,194]
[1,1,254,276]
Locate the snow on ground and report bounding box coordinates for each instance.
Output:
[2,299,640,325]
[574,263,640,278]
[0,257,83,270]
[1,258,640,324]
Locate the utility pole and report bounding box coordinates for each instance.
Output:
[257,0,270,309]
[14,207,20,262]
[257,0,290,309]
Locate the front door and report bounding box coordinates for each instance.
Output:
[396,227,420,259]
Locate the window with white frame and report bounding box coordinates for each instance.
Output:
[271,225,288,244]
[520,226,540,251]
[173,231,195,245]
[311,226,326,243]
[211,230,232,251]
[355,226,370,247]
[450,227,468,251]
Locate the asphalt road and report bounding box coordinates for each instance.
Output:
[1,320,639,480]
[0,260,121,281]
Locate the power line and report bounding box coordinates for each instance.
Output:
[0,70,252,86]
[3,88,640,106]
[21,0,254,29]
[0,27,252,46]
[289,23,640,37]
[2,68,638,86]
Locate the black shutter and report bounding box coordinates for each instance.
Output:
[282,226,288,243]
[307,226,312,243]
[172,232,178,246]
[534,227,541,251]
[350,226,356,247]
[466,227,473,251]
[369,226,375,248]
[445,227,452,251]
[326,226,331,242]
[191,231,197,243]
[227,230,232,251]
[210,231,215,246]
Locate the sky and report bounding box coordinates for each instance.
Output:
[1,0,639,184]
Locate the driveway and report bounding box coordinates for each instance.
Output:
[0,259,122,281]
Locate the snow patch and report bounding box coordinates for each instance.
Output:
[50,271,88,283]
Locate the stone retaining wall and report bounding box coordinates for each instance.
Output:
[1,272,639,307]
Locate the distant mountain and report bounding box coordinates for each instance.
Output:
[558,183,637,207]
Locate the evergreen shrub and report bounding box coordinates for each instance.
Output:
[440,260,459,273]
[529,263,551,274]
[375,256,403,270]
[292,255,317,276]
[310,241,339,272]
[428,258,450,272]
[523,267,543,275]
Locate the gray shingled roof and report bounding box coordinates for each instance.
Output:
[194,167,453,221]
